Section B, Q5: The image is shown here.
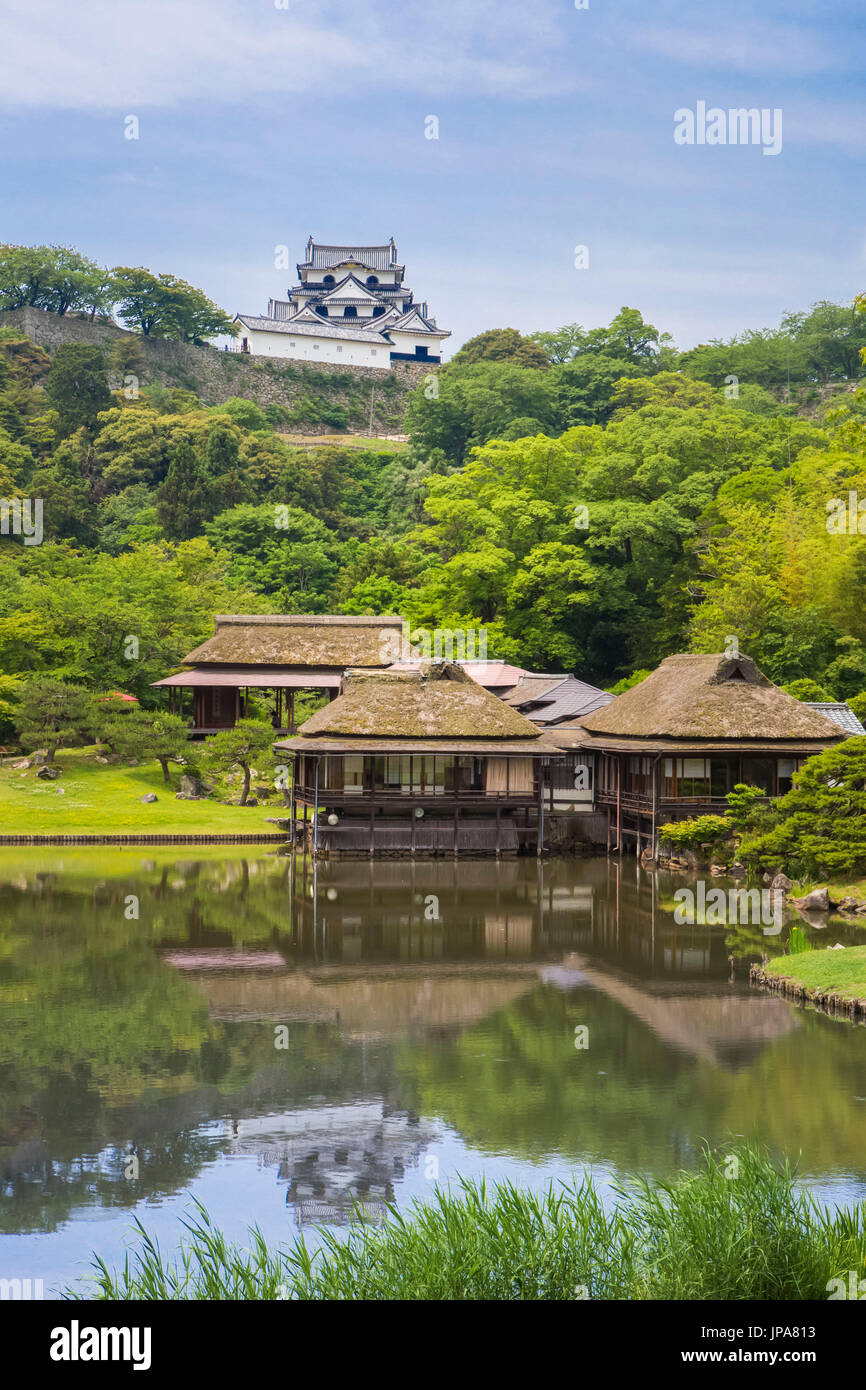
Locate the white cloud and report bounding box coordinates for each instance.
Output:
[784,104,866,150]
[0,0,584,109]
[625,19,838,76]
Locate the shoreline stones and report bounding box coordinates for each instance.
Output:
[791,886,830,913]
[750,962,866,1022]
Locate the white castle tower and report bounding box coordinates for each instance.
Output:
[234,237,450,369]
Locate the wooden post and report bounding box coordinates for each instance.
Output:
[313,757,320,857]
[651,755,660,859]
[616,756,622,854]
[536,761,544,858]
[288,690,295,734]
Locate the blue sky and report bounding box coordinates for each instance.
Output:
[0,0,863,355]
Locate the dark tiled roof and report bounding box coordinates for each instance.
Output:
[388,307,448,336]
[235,314,391,345]
[502,675,568,707]
[804,702,866,736]
[528,681,615,725]
[301,243,402,272]
[292,283,410,298]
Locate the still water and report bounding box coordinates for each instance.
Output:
[1,848,865,1295]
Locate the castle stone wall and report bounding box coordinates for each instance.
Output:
[0,306,434,432]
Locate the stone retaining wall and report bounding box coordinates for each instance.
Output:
[0,305,431,432]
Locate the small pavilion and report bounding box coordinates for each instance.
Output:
[152,614,407,735]
[275,661,561,857]
[556,652,845,854]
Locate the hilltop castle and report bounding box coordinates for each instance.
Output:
[234,237,450,369]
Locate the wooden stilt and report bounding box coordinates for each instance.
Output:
[313,758,320,858]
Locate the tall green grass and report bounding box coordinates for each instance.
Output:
[70,1146,866,1301]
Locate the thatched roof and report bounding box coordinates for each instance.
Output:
[183,614,406,668]
[295,662,544,741]
[579,654,843,743]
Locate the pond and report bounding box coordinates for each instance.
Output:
[1,847,865,1295]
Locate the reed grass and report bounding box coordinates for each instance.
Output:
[70,1146,866,1301]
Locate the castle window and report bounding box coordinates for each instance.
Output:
[316,305,328,317]
[372,306,385,317]
[344,306,357,318]
[336,345,342,352]
[366,275,379,288]
[323,275,335,287]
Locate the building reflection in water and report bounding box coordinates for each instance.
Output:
[227,1102,437,1227]
[154,853,804,1223]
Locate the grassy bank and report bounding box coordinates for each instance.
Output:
[765,944,866,1004]
[0,747,283,836]
[71,1147,866,1301]
[278,431,408,452]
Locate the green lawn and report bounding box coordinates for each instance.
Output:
[277,431,408,452]
[0,747,286,836]
[767,944,866,1002]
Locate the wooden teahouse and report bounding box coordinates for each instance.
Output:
[557,652,845,855]
[152,614,407,736]
[275,662,561,857]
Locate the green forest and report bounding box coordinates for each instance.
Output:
[2,254,866,745]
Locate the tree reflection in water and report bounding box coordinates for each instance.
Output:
[1,848,865,1249]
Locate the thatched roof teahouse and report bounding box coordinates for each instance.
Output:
[550,652,845,854]
[275,662,561,857]
[152,614,409,735]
